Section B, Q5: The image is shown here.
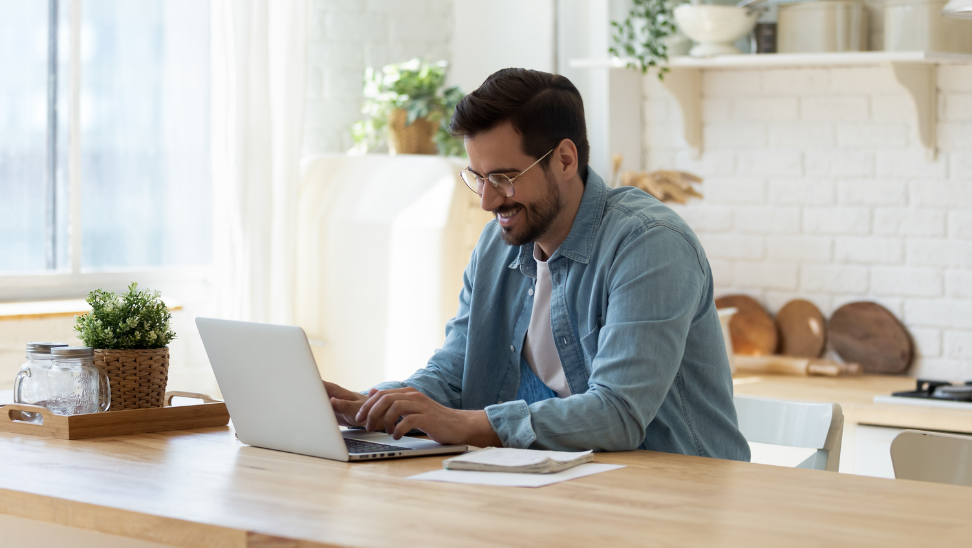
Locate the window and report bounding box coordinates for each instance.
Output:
[0,0,211,279]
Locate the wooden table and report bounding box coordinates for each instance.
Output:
[2,425,971,548]
[732,374,972,434]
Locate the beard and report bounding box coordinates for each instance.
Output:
[494,170,563,247]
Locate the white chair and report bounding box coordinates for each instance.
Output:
[734,395,844,471]
[890,430,972,486]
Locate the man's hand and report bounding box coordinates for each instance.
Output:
[357,386,501,447]
[324,381,371,428]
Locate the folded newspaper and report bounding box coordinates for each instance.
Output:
[442,447,594,474]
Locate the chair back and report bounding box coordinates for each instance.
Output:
[734,395,844,471]
[891,430,972,486]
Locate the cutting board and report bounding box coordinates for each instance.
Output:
[714,295,777,356]
[828,302,913,374]
[775,299,826,358]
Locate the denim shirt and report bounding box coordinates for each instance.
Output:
[375,169,750,461]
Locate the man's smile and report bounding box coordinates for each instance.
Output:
[494,205,524,226]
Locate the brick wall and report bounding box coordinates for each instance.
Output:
[643,64,972,380]
[303,0,453,156]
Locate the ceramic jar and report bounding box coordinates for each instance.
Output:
[885,0,972,53]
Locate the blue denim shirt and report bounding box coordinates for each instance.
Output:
[375,169,750,461]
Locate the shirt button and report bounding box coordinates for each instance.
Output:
[528,288,534,296]
[562,337,568,345]
[510,345,515,352]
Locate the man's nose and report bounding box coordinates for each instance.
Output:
[480,180,505,212]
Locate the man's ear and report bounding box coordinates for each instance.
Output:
[554,138,579,181]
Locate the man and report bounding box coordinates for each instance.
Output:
[327,68,750,460]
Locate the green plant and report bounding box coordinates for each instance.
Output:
[609,0,679,80]
[350,58,466,157]
[74,283,176,349]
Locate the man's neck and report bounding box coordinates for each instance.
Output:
[535,174,586,261]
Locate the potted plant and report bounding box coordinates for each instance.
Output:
[351,58,465,156]
[609,0,682,79]
[74,282,176,411]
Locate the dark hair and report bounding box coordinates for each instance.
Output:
[449,68,590,181]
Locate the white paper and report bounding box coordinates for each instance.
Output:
[406,463,625,488]
[443,447,592,470]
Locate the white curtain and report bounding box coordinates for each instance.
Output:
[210,0,307,323]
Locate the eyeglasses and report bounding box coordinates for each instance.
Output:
[459,149,554,198]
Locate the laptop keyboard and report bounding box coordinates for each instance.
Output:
[344,438,414,454]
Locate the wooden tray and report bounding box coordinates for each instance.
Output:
[0,391,230,440]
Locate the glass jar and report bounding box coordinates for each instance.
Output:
[48,346,111,415]
[13,342,68,422]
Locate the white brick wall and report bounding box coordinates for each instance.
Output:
[645,66,972,380]
[303,0,453,155]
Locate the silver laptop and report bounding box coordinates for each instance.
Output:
[195,317,467,462]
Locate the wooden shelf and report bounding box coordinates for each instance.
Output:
[570,52,972,161]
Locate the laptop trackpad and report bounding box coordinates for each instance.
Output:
[342,429,446,450]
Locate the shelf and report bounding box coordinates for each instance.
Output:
[569,51,972,70]
[570,52,972,161]
[0,298,181,321]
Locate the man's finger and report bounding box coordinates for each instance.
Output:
[330,396,361,418]
[392,414,422,440]
[356,388,411,423]
[356,391,383,425]
[364,393,401,431]
[382,400,420,437]
[324,381,361,401]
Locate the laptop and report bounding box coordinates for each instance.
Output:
[195,317,468,462]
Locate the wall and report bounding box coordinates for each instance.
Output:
[0,305,220,397]
[450,0,555,92]
[642,63,972,381]
[302,0,454,156]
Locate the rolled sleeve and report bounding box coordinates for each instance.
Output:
[485,400,536,448]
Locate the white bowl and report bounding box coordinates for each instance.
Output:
[674,5,759,57]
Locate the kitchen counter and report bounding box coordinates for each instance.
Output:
[732,374,972,434]
[2,425,972,548]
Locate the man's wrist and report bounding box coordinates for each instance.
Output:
[462,410,502,447]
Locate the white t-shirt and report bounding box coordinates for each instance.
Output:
[522,244,571,398]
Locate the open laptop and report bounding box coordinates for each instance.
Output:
[195,317,467,462]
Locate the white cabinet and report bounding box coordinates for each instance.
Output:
[295,155,492,391]
[841,424,904,478]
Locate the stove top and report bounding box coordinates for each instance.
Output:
[892,380,972,403]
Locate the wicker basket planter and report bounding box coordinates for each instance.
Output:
[388,109,438,155]
[94,347,170,411]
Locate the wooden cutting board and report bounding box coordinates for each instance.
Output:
[714,295,777,356]
[828,302,913,374]
[775,299,826,358]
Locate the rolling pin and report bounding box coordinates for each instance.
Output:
[734,355,862,377]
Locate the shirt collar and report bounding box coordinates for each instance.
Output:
[507,167,607,274]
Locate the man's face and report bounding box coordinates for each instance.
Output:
[464,123,563,247]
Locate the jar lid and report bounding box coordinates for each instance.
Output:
[26,342,69,354]
[51,346,95,358]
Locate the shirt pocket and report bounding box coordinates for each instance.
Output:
[579,318,602,365]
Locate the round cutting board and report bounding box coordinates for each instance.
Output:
[775,299,826,358]
[828,301,913,374]
[714,295,777,356]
